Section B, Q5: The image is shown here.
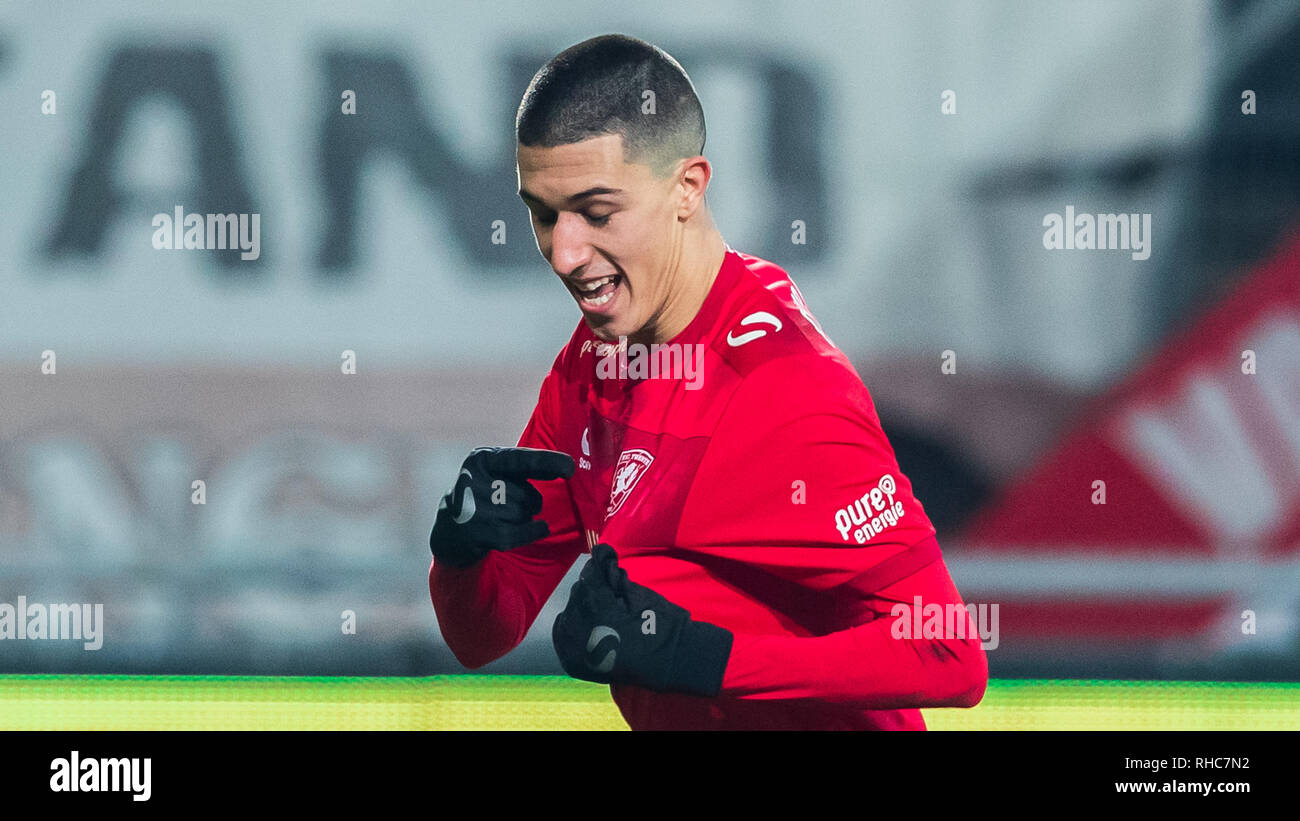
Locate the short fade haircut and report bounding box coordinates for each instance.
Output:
[516,34,706,178]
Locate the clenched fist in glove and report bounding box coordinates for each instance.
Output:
[553,544,734,697]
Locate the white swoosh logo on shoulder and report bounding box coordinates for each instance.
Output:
[726,311,783,347]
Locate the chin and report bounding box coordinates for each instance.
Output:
[587,318,634,342]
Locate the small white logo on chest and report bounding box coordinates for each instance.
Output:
[579,427,592,470]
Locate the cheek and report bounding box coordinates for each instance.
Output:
[617,208,671,306]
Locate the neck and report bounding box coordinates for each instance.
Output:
[633,225,727,346]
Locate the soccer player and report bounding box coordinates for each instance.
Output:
[428,34,988,730]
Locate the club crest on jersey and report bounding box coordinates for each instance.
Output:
[606,448,654,519]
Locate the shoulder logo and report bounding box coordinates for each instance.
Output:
[726,311,783,347]
[606,448,654,519]
[833,474,904,544]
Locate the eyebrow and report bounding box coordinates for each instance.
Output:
[518,187,624,208]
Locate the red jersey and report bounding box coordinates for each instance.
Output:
[430,246,988,729]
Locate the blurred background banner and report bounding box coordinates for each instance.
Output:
[1,0,1297,677]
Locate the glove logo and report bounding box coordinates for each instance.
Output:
[585,625,620,674]
[606,449,654,519]
[451,468,476,524]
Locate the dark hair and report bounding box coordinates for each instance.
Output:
[516,34,706,178]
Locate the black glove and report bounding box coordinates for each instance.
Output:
[552,544,733,697]
[430,447,575,568]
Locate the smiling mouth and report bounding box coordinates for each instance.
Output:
[570,274,623,308]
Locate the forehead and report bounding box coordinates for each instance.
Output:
[516,134,646,201]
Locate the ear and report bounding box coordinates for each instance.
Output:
[674,155,712,220]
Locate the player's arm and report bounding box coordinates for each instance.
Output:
[551,353,987,707]
[428,369,586,669]
[686,353,987,707]
[552,542,986,707]
[718,557,988,708]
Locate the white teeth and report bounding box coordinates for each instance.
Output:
[575,275,618,307]
[576,275,615,294]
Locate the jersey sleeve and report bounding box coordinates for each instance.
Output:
[719,559,989,708]
[428,361,587,669]
[677,352,987,707]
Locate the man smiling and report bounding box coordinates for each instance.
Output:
[428,33,987,730]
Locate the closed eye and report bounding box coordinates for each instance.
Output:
[530,210,613,227]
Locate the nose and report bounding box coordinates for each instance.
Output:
[547,211,592,277]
